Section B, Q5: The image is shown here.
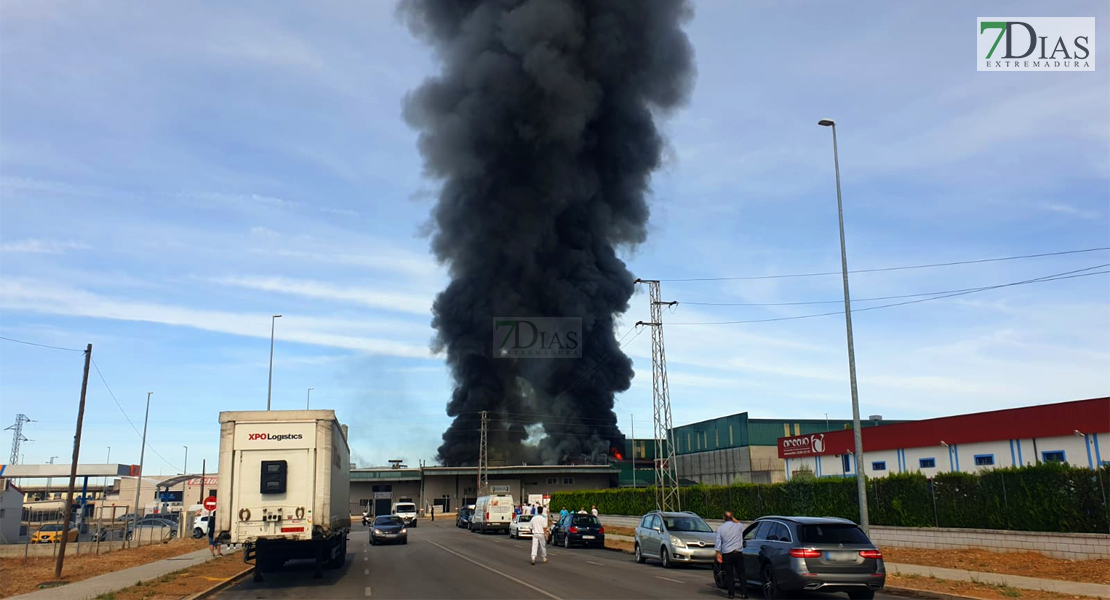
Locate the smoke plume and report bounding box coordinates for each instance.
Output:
[402,0,696,466]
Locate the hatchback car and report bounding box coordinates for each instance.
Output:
[712,516,885,599]
[370,515,408,545]
[634,511,716,567]
[31,523,79,543]
[126,518,178,542]
[550,513,604,548]
[456,506,474,528]
[509,514,534,539]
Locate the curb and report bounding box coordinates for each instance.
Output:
[183,564,254,600]
[884,585,978,600]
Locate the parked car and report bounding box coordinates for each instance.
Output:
[634,511,716,568]
[192,515,211,539]
[550,513,604,548]
[126,517,178,542]
[711,516,885,599]
[471,494,513,534]
[456,506,474,528]
[370,515,408,545]
[392,502,418,528]
[30,523,79,543]
[509,514,534,539]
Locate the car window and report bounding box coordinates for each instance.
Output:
[375,516,404,526]
[799,524,870,544]
[767,522,790,542]
[664,516,713,532]
[572,515,600,527]
[745,520,770,541]
[640,515,653,528]
[518,515,532,522]
[649,515,661,530]
[41,524,61,531]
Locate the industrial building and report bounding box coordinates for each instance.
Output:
[779,397,1110,480]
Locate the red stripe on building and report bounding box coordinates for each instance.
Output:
[778,397,1110,458]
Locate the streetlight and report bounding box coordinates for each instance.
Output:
[818,118,869,536]
[306,387,314,410]
[267,314,282,410]
[47,456,59,499]
[183,446,188,475]
[131,392,152,544]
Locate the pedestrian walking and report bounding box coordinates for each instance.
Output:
[715,510,746,599]
[530,506,549,565]
[590,505,599,518]
[207,514,223,557]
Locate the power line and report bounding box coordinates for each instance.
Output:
[0,336,83,352]
[90,359,181,473]
[667,265,1109,326]
[657,247,1110,282]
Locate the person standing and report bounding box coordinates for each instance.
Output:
[590,505,599,518]
[207,514,223,557]
[560,506,569,521]
[715,510,746,599]
[530,506,549,565]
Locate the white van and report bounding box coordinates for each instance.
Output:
[392,502,418,528]
[470,494,513,534]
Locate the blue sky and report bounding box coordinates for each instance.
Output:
[1,2,1107,475]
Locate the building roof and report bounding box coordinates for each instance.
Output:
[777,397,1110,458]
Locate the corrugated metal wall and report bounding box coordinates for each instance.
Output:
[672,414,749,455]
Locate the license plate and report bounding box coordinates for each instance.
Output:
[826,551,857,562]
[582,535,596,540]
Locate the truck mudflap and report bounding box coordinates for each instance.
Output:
[246,530,349,582]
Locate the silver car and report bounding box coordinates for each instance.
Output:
[509,514,533,539]
[634,511,717,568]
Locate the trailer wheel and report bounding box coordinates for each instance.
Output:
[326,538,346,569]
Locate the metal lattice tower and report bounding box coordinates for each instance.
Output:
[635,279,681,512]
[5,414,32,465]
[477,410,488,496]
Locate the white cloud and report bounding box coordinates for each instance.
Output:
[0,239,92,254]
[207,275,432,316]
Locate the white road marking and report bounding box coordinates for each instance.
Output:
[655,576,685,584]
[364,556,369,562]
[364,568,369,575]
[365,585,372,597]
[586,560,603,566]
[427,539,563,600]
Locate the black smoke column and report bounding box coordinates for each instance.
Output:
[402,0,696,466]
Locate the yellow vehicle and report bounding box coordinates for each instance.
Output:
[31,523,79,543]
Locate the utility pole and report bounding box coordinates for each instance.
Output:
[267,314,282,410]
[130,392,153,546]
[199,459,206,505]
[46,456,59,498]
[477,411,488,497]
[6,414,32,464]
[306,387,314,410]
[630,413,636,489]
[54,343,92,579]
[818,118,869,535]
[182,446,188,475]
[634,279,681,512]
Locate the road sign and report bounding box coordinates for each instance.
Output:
[203,496,217,511]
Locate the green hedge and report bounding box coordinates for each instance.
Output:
[549,463,1110,534]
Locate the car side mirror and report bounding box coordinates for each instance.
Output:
[653,526,662,532]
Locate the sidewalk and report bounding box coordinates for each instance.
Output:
[886,563,1110,599]
[8,548,227,600]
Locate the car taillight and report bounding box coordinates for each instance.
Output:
[569,526,578,534]
[598,526,605,534]
[859,550,883,559]
[485,512,490,520]
[789,548,822,558]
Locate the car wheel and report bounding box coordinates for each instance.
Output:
[847,591,875,600]
[402,538,408,545]
[125,532,133,542]
[193,528,204,539]
[635,543,645,564]
[660,548,671,569]
[712,560,727,589]
[761,563,782,599]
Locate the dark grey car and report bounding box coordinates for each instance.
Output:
[713,516,885,599]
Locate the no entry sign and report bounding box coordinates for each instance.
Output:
[203,496,217,511]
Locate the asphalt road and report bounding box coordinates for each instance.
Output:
[216,519,903,600]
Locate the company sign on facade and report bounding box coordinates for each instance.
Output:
[779,433,827,458]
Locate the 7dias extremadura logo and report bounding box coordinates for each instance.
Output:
[978,18,1095,71]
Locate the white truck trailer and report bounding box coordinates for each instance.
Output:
[215,410,350,581]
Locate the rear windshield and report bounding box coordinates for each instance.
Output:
[518,515,533,522]
[571,515,601,527]
[375,516,403,526]
[664,516,712,532]
[799,524,870,544]
[395,504,416,512]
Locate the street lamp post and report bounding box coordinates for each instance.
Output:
[183,446,188,475]
[130,392,152,545]
[818,118,870,535]
[267,314,282,410]
[47,456,59,499]
[306,387,314,410]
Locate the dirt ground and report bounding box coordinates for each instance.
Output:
[887,573,1093,600]
[0,539,207,599]
[883,547,1110,586]
[605,525,635,537]
[91,553,249,600]
[605,537,635,554]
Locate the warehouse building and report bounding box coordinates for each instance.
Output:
[779,397,1109,480]
[668,413,898,485]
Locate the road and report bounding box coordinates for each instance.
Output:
[216,519,903,600]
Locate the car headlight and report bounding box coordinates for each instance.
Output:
[670,536,686,548]
[373,528,382,534]
[401,528,407,534]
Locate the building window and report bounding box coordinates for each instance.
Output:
[1042,451,1066,463]
[562,477,575,485]
[546,477,557,485]
[919,458,936,469]
[974,455,994,466]
[871,461,886,471]
[842,455,852,473]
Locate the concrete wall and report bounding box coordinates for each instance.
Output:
[349,480,422,516]
[868,525,1110,561]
